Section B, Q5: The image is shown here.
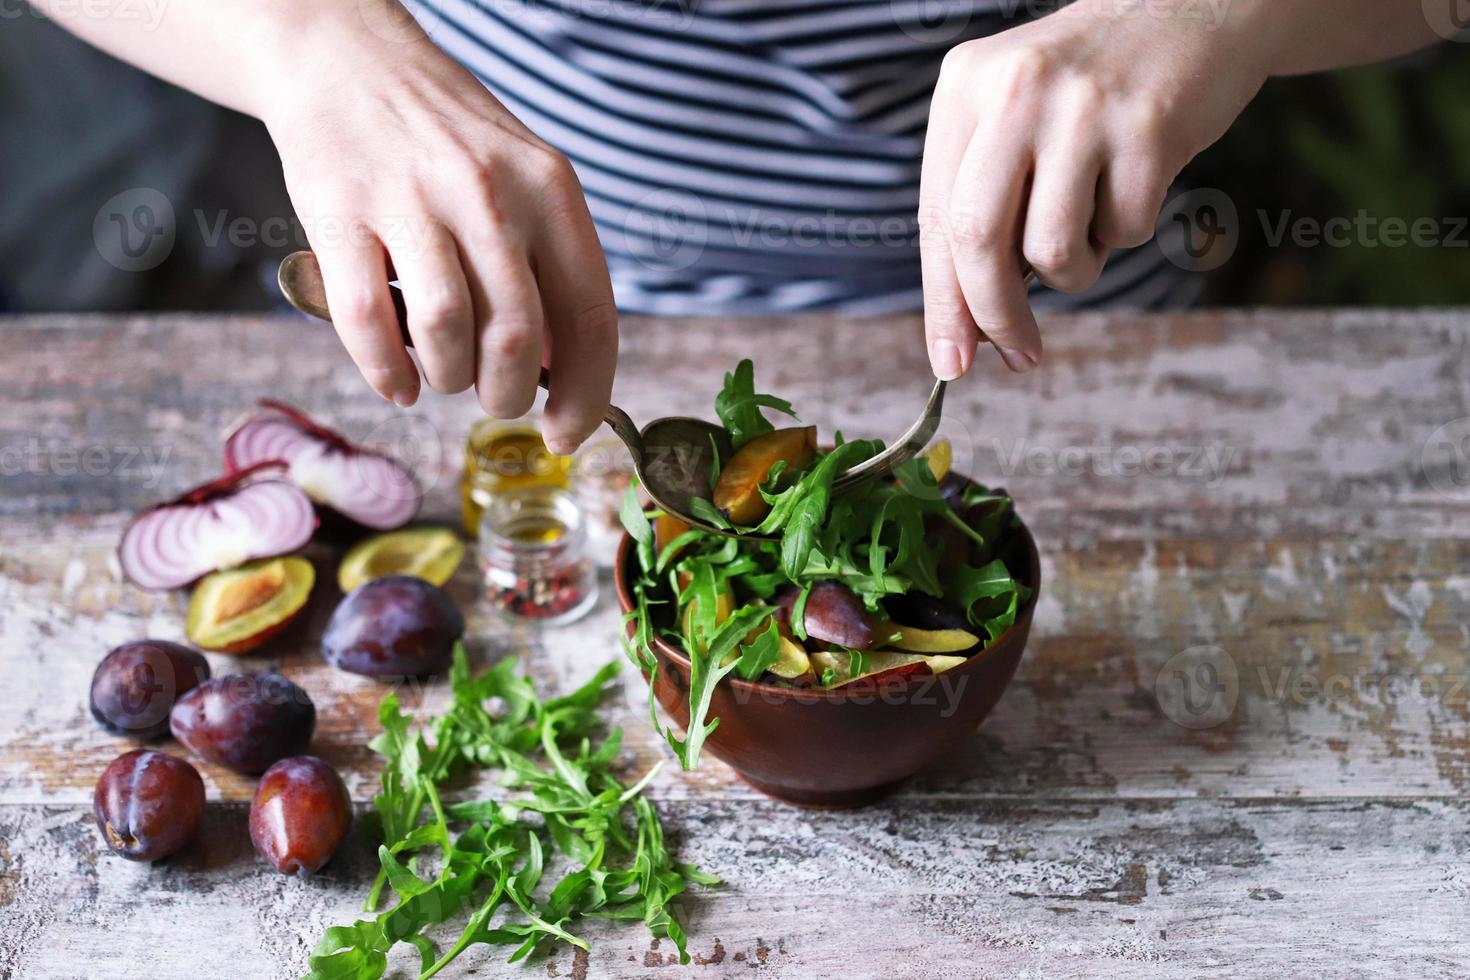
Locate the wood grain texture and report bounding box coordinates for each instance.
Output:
[2,310,1469,978]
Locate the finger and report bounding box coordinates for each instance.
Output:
[948,124,1043,372]
[1023,144,1109,294]
[460,240,545,420]
[391,222,475,394]
[313,234,420,406]
[918,98,982,381]
[531,197,619,455]
[1094,150,1172,250]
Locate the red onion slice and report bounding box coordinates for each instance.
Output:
[118,465,316,590]
[224,401,420,530]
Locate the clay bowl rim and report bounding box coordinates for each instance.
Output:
[612,502,1041,703]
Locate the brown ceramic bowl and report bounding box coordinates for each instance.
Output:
[613,498,1040,809]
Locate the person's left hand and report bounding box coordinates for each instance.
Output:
[919,0,1271,378]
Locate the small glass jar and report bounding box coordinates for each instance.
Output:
[479,487,598,625]
[460,420,571,535]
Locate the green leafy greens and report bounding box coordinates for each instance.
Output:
[306,646,715,979]
[622,360,1033,771]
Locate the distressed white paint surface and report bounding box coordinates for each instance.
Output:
[2,312,1470,977]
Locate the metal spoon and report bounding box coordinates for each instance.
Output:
[277,250,738,536]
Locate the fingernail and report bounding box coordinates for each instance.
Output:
[999,347,1038,373]
[931,340,963,381]
[544,438,575,457]
[392,389,417,408]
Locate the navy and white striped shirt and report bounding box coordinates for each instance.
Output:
[412,0,1199,315]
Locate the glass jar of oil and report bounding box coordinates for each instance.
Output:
[460,420,572,535]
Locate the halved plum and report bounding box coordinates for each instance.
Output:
[337,526,463,594]
[712,426,816,525]
[187,556,315,653]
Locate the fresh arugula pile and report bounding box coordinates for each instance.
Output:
[621,360,1032,771]
[306,646,714,979]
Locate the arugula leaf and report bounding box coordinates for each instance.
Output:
[307,645,715,979]
[621,361,1033,775]
[714,358,798,450]
[669,604,772,769]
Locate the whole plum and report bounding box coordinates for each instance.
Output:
[250,755,353,877]
[93,749,205,861]
[322,575,464,678]
[169,673,315,774]
[90,640,210,738]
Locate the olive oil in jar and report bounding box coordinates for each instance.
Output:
[460,421,572,535]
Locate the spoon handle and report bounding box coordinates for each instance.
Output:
[277,251,642,451]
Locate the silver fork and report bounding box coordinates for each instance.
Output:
[832,267,1038,493]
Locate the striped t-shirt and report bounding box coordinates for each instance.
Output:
[413,0,1199,315]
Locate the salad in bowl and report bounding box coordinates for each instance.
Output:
[617,361,1038,806]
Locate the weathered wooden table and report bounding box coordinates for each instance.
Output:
[2,311,1468,979]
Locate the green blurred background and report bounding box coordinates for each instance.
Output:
[1189,44,1470,306]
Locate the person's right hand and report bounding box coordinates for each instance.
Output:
[263,5,617,454]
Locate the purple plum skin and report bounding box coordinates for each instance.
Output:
[169,673,315,774]
[775,581,876,650]
[322,576,464,678]
[90,640,211,739]
[94,749,205,862]
[250,755,353,877]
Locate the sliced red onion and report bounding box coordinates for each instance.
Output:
[118,462,317,591]
[224,401,420,531]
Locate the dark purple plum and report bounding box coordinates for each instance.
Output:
[250,755,353,877]
[775,581,875,650]
[90,640,210,738]
[883,593,973,633]
[169,673,314,774]
[322,575,464,678]
[93,749,205,861]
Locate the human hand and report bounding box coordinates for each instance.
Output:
[263,6,616,453]
[919,0,1271,378]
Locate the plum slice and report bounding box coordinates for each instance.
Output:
[809,649,966,689]
[225,400,420,531]
[875,622,980,654]
[117,462,316,591]
[712,426,816,525]
[337,526,463,594]
[775,581,876,650]
[187,556,315,653]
